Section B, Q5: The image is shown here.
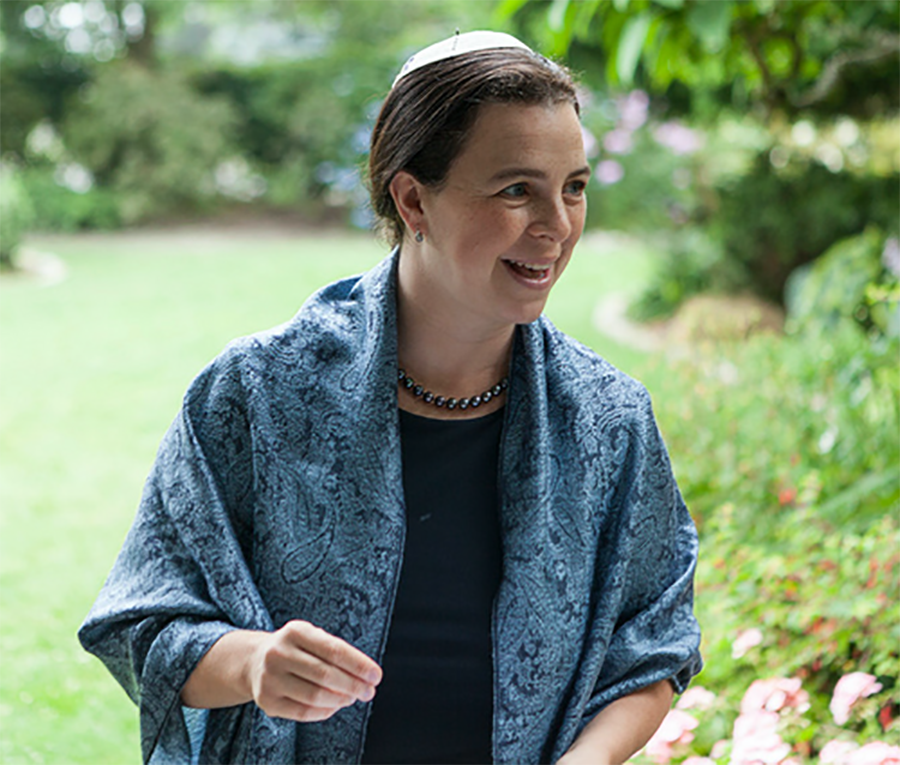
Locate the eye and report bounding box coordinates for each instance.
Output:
[499,182,528,198]
[564,179,587,197]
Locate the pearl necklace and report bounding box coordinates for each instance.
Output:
[398,368,509,411]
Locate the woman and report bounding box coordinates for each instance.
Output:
[80,31,702,765]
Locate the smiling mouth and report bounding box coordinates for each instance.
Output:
[503,259,553,280]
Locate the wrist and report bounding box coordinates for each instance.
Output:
[230,629,266,703]
[182,629,264,709]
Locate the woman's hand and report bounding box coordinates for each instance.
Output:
[181,620,382,723]
[247,620,382,722]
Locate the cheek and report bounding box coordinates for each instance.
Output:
[570,203,587,239]
[555,249,574,280]
[464,210,522,251]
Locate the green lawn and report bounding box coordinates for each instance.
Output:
[0,227,655,763]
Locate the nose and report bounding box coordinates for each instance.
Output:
[529,196,574,242]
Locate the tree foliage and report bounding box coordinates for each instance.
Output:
[498,0,899,122]
[2,0,495,227]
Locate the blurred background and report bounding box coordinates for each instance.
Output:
[0,1,897,763]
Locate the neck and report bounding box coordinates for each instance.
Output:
[396,253,514,403]
[397,295,514,392]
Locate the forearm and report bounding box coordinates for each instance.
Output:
[558,679,674,765]
[181,620,381,723]
[181,629,260,709]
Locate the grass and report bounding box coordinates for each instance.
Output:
[0,227,655,763]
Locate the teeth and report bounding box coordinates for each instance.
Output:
[509,261,551,271]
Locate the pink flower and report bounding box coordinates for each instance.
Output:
[711,740,729,759]
[741,677,810,715]
[734,709,780,740]
[595,159,624,186]
[830,672,883,725]
[653,121,704,155]
[848,742,900,765]
[733,628,764,658]
[683,758,716,765]
[581,127,599,158]
[883,238,900,278]
[677,686,717,711]
[617,90,649,130]
[732,711,791,765]
[644,709,699,764]
[731,738,792,764]
[820,740,860,764]
[603,128,633,155]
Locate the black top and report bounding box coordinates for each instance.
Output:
[361,407,505,765]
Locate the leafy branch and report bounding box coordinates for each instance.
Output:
[793,31,900,108]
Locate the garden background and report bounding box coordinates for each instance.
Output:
[0,1,898,763]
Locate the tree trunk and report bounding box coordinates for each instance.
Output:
[0,0,28,59]
[129,10,156,65]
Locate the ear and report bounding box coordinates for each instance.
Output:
[389,171,427,239]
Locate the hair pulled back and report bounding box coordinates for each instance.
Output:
[368,48,579,247]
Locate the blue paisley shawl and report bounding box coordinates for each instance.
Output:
[79,250,702,765]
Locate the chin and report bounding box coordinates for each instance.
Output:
[507,301,549,327]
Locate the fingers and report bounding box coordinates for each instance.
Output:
[250,620,382,724]
[287,621,383,687]
[253,664,356,722]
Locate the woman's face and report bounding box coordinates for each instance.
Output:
[406,101,590,333]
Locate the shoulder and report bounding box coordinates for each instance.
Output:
[189,256,390,386]
[181,273,369,413]
[238,271,368,360]
[535,315,654,419]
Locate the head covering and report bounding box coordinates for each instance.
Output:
[392,30,533,88]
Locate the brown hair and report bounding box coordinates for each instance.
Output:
[368,48,579,247]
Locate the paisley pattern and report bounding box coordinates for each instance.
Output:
[79,250,702,764]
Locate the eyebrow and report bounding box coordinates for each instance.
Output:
[489,165,592,183]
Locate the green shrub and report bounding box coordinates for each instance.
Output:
[20,167,121,232]
[0,164,35,268]
[787,227,900,339]
[63,62,238,224]
[712,155,900,305]
[0,66,47,159]
[632,160,900,320]
[627,228,747,322]
[649,491,899,762]
[191,51,395,220]
[624,110,900,319]
[0,59,90,158]
[654,323,898,533]
[642,256,900,760]
[583,127,698,234]
[696,499,899,703]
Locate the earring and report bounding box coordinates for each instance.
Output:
[415,230,424,243]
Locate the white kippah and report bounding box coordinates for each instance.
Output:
[392,30,533,88]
